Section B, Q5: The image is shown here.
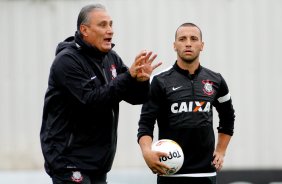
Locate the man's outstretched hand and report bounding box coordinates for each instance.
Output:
[129,50,162,81]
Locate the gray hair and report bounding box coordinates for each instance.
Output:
[77,4,106,32]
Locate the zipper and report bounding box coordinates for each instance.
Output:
[82,54,117,156]
[191,79,195,100]
[102,67,109,84]
[89,57,116,146]
[102,66,117,146]
[67,133,74,148]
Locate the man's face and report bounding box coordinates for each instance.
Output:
[174,26,204,63]
[80,9,113,52]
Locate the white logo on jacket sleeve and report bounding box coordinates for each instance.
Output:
[171,101,211,113]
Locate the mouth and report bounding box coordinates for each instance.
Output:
[104,37,112,44]
[184,50,193,54]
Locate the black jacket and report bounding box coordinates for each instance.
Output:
[40,32,149,176]
[138,63,235,174]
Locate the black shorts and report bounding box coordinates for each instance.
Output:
[51,170,107,184]
[157,176,217,184]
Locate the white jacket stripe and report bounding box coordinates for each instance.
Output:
[217,93,231,103]
[164,172,217,177]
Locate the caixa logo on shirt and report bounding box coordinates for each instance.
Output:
[171,101,211,113]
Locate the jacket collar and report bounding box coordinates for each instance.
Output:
[173,61,202,79]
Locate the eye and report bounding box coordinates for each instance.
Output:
[191,36,199,41]
[178,37,186,41]
[98,22,107,27]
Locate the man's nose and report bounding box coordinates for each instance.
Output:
[106,25,114,34]
[185,40,192,47]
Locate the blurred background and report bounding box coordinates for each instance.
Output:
[0,0,282,183]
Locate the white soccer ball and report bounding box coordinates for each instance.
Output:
[151,139,184,175]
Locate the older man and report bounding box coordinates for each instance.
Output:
[40,4,161,184]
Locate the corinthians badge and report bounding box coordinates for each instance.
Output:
[71,171,83,183]
[110,64,117,79]
[202,80,214,96]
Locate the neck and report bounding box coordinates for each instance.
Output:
[75,31,107,59]
[177,59,200,74]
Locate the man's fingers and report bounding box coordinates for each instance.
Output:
[144,51,153,62]
[135,55,146,66]
[150,165,170,175]
[152,163,171,175]
[147,53,157,64]
[135,50,147,60]
[135,65,144,71]
[152,62,162,70]
[148,151,172,175]
[155,151,168,157]
[132,50,161,81]
[134,50,158,66]
[212,154,224,171]
[152,169,157,174]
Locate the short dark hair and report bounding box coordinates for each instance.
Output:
[175,22,202,41]
[77,4,106,32]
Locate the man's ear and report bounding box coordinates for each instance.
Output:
[80,25,88,37]
[200,41,204,51]
[173,42,177,51]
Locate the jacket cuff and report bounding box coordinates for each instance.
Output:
[218,127,234,136]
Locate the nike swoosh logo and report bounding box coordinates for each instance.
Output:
[172,86,182,91]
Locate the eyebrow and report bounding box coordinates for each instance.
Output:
[178,35,187,39]
[178,35,199,39]
[96,20,110,25]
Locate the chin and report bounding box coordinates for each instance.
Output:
[100,47,111,53]
[103,46,112,52]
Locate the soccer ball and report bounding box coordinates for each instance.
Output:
[151,139,184,175]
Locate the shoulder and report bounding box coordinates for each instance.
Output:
[55,40,81,60]
[200,66,224,81]
[53,48,80,67]
[200,66,231,96]
[152,66,174,80]
[51,44,85,75]
[201,66,220,75]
